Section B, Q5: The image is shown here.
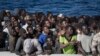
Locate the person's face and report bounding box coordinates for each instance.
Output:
[15,27,19,32]
[78,18,85,23]
[56,23,61,31]
[23,31,27,37]
[82,26,89,35]
[62,21,67,27]
[43,27,49,34]
[11,17,16,22]
[28,27,33,34]
[24,15,32,25]
[45,21,50,27]
[47,38,52,44]
[36,25,41,31]
[66,27,73,35]
[60,30,65,35]
[6,12,10,16]
[21,10,26,15]
[13,21,18,26]
[76,28,82,34]
[32,14,36,20]
[48,13,52,17]
[27,20,32,25]
[51,18,55,23]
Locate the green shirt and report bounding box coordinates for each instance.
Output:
[59,35,77,54]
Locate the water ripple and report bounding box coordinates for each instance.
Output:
[0,0,99,16]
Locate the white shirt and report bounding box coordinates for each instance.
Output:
[22,23,28,31]
[77,34,83,41]
[24,38,42,54]
[77,33,93,52]
[31,38,42,55]
[23,38,32,54]
[3,28,10,35]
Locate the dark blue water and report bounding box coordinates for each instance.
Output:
[0,0,100,16]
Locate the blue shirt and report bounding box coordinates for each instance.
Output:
[38,32,48,46]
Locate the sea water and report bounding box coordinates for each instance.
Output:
[0,0,100,16]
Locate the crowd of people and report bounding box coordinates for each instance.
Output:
[0,9,100,56]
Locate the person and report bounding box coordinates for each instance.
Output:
[30,29,42,56]
[9,26,20,52]
[35,24,41,38]
[23,26,35,56]
[23,35,32,56]
[49,17,56,29]
[47,12,52,21]
[44,20,51,28]
[1,9,100,56]
[76,25,86,55]
[59,26,77,54]
[27,26,34,38]
[18,9,26,26]
[31,13,38,25]
[61,20,68,28]
[15,28,27,55]
[92,25,100,56]
[22,15,35,32]
[54,31,62,54]
[77,25,93,55]
[22,29,42,56]
[3,11,20,52]
[0,29,8,50]
[43,37,53,55]
[38,26,49,46]
[31,14,36,28]
[3,20,12,51]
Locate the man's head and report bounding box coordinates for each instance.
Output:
[82,25,89,35]
[78,17,85,24]
[13,20,19,27]
[61,20,68,27]
[43,26,49,34]
[27,26,33,34]
[44,37,52,55]
[32,14,36,20]
[76,27,82,34]
[24,15,32,25]
[14,26,20,33]
[65,26,75,36]
[20,28,27,37]
[44,20,50,27]
[46,37,52,45]
[47,12,52,17]
[11,16,17,22]
[36,24,41,32]
[96,25,100,33]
